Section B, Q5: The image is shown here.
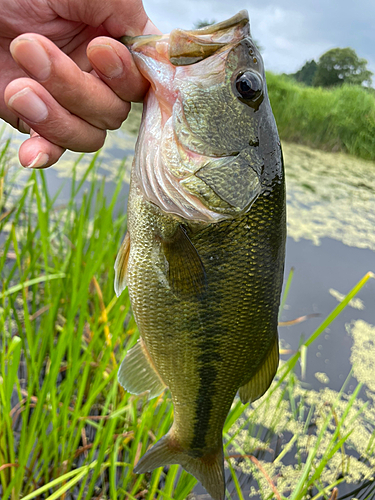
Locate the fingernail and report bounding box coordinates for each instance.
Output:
[88,44,123,78]
[26,152,50,169]
[8,88,48,123]
[10,38,51,81]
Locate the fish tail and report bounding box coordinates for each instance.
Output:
[134,430,225,500]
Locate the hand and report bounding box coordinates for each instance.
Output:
[0,0,161,168]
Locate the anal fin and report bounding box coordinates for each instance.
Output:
[239,337,279,404]
[114,232,130,297]
[118,339,166,399]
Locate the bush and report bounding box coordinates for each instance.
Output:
[266,72,375,161]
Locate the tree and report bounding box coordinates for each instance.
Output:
[292,60,318,86]
[313,47,373,87]
[193,19,216,29]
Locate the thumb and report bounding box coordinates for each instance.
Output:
[47,0,158,37]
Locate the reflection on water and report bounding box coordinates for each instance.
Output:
[284,142,375,251]
[329,287,365,310]
[280,237,375,391]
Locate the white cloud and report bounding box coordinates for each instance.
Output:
[142,0,375,77]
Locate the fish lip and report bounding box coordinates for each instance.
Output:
[120,10,251,63]
[181,10,249,35]
[121,11,249,45]
[120,33,165,48]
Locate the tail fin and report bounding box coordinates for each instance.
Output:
[134,431,225,500]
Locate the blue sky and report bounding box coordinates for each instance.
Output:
[142,0,375,80]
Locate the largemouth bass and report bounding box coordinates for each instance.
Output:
[115,11,286,499]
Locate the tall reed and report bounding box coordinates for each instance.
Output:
[267,72,375,161]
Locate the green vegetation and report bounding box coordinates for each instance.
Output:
[313,48,372,88]
[291,60,318,87]
[193,19,216,29]
[1,139,375,499]
[267,72,375,161]
[289,47,373,88]
[280,47,374,158]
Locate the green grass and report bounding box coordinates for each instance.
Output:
[266,72,375,161]
[1,140,375,500]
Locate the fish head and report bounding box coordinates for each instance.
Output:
[123,11,282,222]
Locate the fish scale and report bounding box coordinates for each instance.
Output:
[115,10,286,499]
[125,170,285,465]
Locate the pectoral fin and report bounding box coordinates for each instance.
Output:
[114,232,130,297]
[118,339,166,399]
[161,225,207,298]
[239,337,279,404]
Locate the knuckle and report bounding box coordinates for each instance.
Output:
[80,130,107,152]
[97,103,130,131]
[36,115,106,153]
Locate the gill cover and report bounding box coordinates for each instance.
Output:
[122,11,268,223]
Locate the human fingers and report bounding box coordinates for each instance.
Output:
[87,37,149,102]
[9,34,130,130]
[85,15,162,102]
[48,0,150,38]
[4,78,107,157]
[18,132,65,169]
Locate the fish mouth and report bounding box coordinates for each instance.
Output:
[121,10,251,66]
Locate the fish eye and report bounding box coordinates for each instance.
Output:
[235,72,263,101]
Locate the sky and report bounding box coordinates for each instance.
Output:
[142,0,375,79]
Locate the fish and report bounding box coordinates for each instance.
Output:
[115,10,286,500]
